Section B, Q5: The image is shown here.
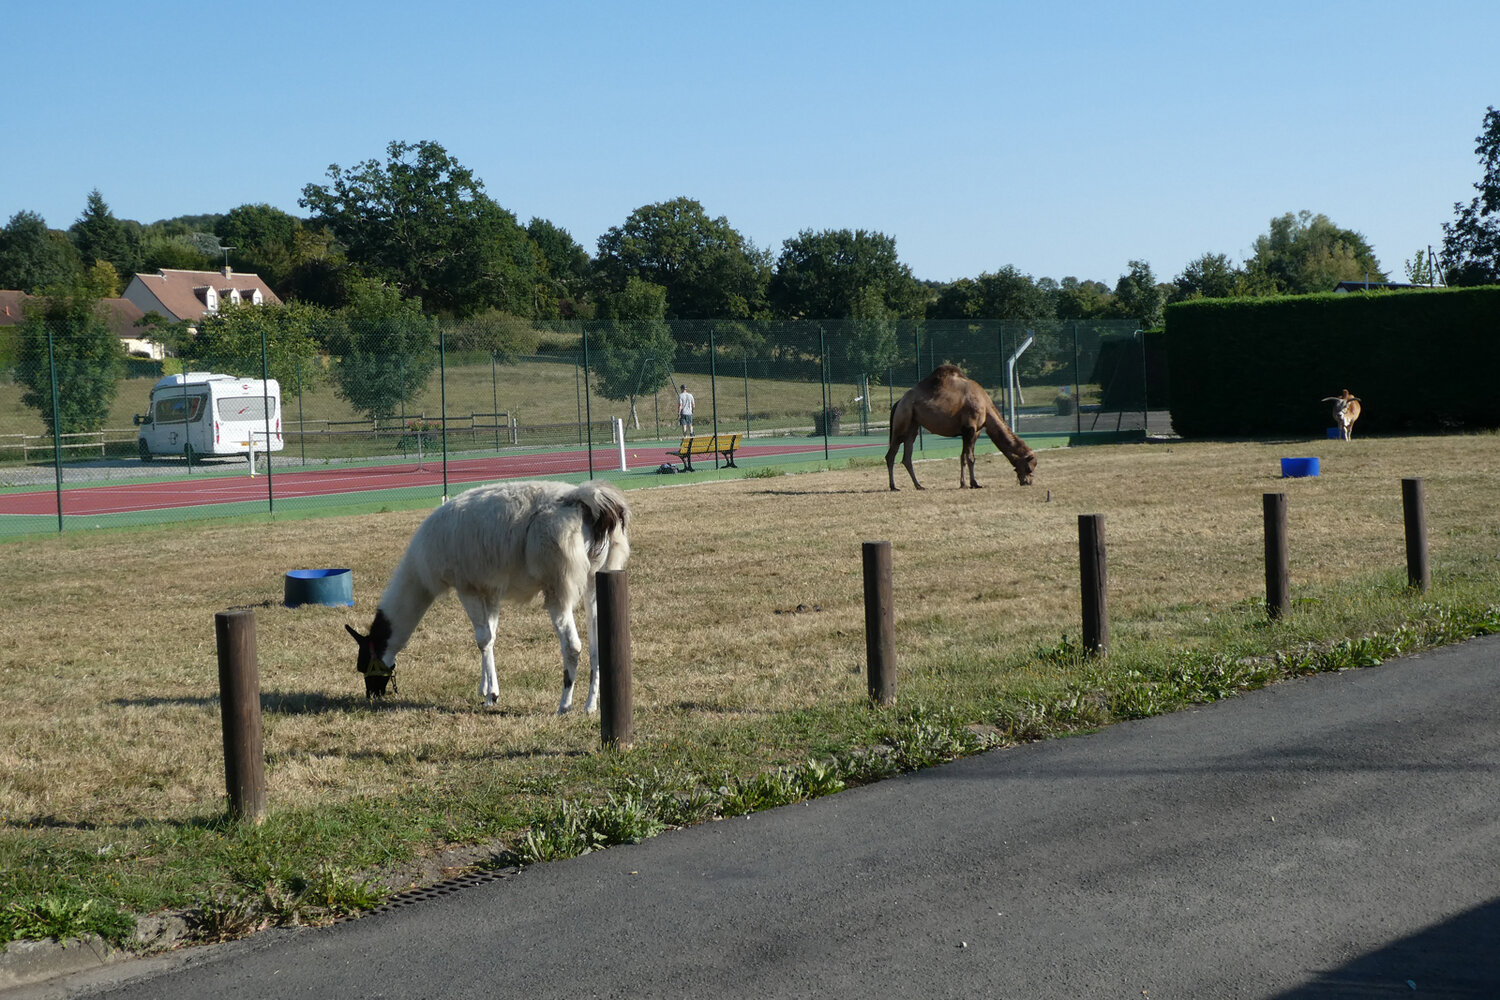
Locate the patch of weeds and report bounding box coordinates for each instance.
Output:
[718,767,805,817]
[588,790,667,847]
[1032,633,1087,668]
[795,758,847,798]
[881,707,998,770]
[742,466,785,479]
[189,889,268,943]
[0,897,135,948]
[185,863,384,942]
[516,789,669,864]
[516,801,601,863]
[297,863,386,920]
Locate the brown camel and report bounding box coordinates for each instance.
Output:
[886,364,1037,490]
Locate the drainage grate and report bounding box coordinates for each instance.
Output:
[346,866,520,922]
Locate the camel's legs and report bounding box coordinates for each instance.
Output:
[960,427,982,488]
[887,427,924,490]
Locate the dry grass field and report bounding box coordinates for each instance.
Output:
[5,433,1499,825]
[2,432,1499,934]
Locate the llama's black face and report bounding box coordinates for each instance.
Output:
[345,612,396,698]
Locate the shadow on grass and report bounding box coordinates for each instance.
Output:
[747,487,888,496]
[109,690,512,716]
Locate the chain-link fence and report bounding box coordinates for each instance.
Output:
[0,318,1157,534]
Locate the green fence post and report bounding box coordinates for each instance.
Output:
[296,356,306,466]
[439,327,449,501]
[709,323,720,469]
[819,325,830,462]
[583,327,594,479]
[261,323,273,513]
[46,326,63,533]
[1074,321,1082,435]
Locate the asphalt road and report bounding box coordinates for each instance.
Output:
[20,634,1500,999]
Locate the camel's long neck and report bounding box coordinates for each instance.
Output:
[983,402,1030,459]
[375,559,439,661]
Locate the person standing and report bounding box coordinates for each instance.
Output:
[677,384,695,435]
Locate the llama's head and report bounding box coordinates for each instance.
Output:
[345,610,396,697]
[1011,450,1037,486]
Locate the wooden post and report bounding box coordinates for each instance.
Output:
[214,609,266,824]
[1264,492,1290,620]
[862,541,897,706]
[597,570,634,750]
[1402,478,1431,592]
[1078,514,1108,654]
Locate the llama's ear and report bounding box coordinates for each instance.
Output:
[345,623,366,645]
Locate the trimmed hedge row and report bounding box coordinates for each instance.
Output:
[1164,286,1500,437]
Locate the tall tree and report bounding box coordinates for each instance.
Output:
[1403,248,1438,286]
[15,262,123,434]
[217,203,302,289]
[323,278,439,421]
[1110,260,1166,327]
[1050,276,1114,319]
[300,140,539,317]
[595,197,769,325]
[527,217,591,318]
[591,277,677,429]
[1243,211,1385,294]
[1440,106,1500,286]
[843,285,901,414]
[190,301,328,389]
[927,266,1053,322]
[769,228,920,320]
[1171,252,1241,301]
[68,190,136,280]
[0,211,81,293]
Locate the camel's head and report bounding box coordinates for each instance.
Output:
[345,610,396,698]
[1012,450,1037,486]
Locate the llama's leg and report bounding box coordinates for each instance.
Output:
[458,593,501,707]
[546,594,585,714]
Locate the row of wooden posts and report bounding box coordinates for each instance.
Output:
[212,477,1433,824]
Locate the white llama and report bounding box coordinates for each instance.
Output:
[345,480,632,712]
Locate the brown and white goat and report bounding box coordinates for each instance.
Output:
[1322,389,1362,441]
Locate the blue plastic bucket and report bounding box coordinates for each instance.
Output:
[284,568,354,608]
[1280,457,1320,478]
[1326,427,1343,439]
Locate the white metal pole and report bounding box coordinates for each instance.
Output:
[617,417,627,471]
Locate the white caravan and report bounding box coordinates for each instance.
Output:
[136,372,284,462]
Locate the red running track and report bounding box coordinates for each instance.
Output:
[0,440,874,517]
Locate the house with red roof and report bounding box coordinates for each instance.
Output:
[121,266,281,324]
[0,290,159,357]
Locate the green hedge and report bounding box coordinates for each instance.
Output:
[1165,287,1500,437]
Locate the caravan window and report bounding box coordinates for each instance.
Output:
[217,395,277,422]
[155,394,207,423]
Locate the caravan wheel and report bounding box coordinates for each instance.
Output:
[138,438,153,462]
[183,443,196,465]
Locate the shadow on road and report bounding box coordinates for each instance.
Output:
[1270,896,1500,998]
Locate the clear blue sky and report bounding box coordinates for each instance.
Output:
[4,0,1496,287]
